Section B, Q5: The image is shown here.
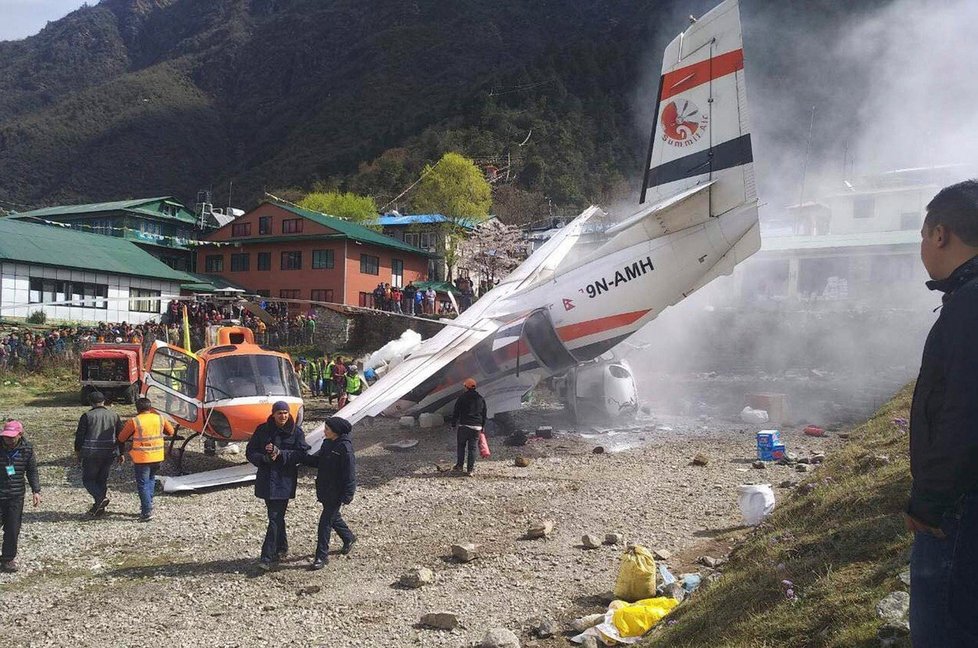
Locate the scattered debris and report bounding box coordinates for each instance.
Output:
[505,431,529,446]
[876,592,910,625]
[680,573,702,593]
[691,454,710,467]
[899,568,911,587]
[652,548,672,561]
[384,439,419,451]
[658,563,677,585]
[752,460,767,470]
[581,636,600,648]
[698,556,724,569]
[529,617,558,639]
[420,611,459,630]
[740,406,769,424]
[434,463,455,473]
[514,456,532,468]
[451,543,478,563]
[797,457,811,465]
[398,416,416,428]
[526,521,554,539]
[571,613,606,632]
[811,453,826,464]
[660,582,686,603]
[803,425,827,437]
[592,446,606,454]
[418,413,444,429]
[399,567,435,589]
[297,585,321,596]
[535,426,554,439]
[614,545,658,601]
[756,430,786,461]
[738,484,776,526]
[480,627,520,648]
[605,533,624,546]
[582,534,602,549]
[796,463,812,473]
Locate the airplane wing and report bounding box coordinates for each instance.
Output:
[333,206,600,425]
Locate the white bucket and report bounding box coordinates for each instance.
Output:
[738,484,776,526]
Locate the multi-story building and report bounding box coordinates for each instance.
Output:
[196,201,429,307]
[377,213,478,281]
[12,196,210,271]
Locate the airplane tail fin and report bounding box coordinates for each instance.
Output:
[640,0,755,220]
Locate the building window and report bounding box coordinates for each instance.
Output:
[256,289,271,297]
[230,253,250,272]
[280,289,301,299]
[360,254,380,275]
[130,288,161,313]
[901,212,921,231]
[231,222,251,237]
[404,232,420,247]
[282,218,303,234]
[205,255,224,272]
[311,289,335,303]
[853,196,874,219]
[358,292,374,308]
[259,216,271,234]
[29,277,107,309]
[281,251,302,270]
[391,258,404,287]
[257,252,271,271]
[312,249,334,269]
[420,232,436,250]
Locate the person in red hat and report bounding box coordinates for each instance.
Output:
[450,378,487,476]
[0,420,41,572]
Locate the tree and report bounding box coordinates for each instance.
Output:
[411,152,492,278]
[458,219,528,294]
[298,191,378,224]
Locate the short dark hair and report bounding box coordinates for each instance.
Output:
[89,391,105,405]
[135,397,153,413]
[925,179,978,246]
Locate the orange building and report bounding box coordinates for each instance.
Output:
[195,201,429,306]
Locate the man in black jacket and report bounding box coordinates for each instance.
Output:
[451,378,487,476]
[245,401,309,570]
[1,420,41,572]
[300,416,356,571]
[74,391,123,517]
[907,179,978,646]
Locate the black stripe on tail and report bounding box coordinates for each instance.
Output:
[645,134,753,189]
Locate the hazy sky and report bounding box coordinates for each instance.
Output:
[0,0,88,41]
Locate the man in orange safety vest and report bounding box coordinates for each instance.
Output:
[117,398,175,522]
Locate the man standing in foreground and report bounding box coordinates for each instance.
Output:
[0,421,41,572]
[117,398,175,522]
[451,378,487,476]
[74,391,123,517]
[907,179,978,646]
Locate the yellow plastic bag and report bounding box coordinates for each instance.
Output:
[613,544,657,602]
[612,597,680,637]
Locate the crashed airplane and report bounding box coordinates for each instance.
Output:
[160,0,760,492]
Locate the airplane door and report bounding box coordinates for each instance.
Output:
[142,341,204,429]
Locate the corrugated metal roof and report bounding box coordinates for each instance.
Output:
[761,230,920,252]
[181,273,251,293]
[13,197,198,225]
[376,213,478,229]
[0,218,194,282]
[273,202,429,255]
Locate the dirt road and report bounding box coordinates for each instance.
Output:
[0,401,838,647]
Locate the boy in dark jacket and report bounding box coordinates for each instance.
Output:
[245,401,309,570]
[1,420,41,572]
[300,416,356,571]
[451,378,487,475]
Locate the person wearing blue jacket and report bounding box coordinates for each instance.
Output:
[300,416,356,571]
[246,401,309,570]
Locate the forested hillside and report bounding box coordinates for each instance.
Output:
[0,0,888,215]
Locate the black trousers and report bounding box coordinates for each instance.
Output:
[81,455,114,505]
[261,499,289,561]
[1,496,24,562]
[316,500,354,560]
[456,425,479,471]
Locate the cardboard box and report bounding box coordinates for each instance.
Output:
[746,393,789,426]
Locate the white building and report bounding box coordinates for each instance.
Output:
[0,217,192,323]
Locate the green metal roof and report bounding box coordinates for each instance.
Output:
[0,217,195,283]
[181,273,251,294]
[271,201,429,255]
[13,196,198,225]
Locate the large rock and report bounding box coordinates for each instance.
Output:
[535,426,554,439]
[526,521,554,539]
[691,454,710,466]
[514,456,531,468]
[419,413,444,429]
[530,617,558,638]
[399,566,435,589]
[420,612,459,630]
[652,548,672,560]
[398,416,416,428]
[481,627,520,648]
[605,533,625,546]
[582,534,602,549]
[451,543,478,563]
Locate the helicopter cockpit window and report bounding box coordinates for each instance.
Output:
[150,347,199,398]
[206,355,301,401]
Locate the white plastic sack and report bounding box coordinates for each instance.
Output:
[740,406,769,424]
[738,484,776,526]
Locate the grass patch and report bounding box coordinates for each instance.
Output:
[0,365,78,408]
[643,385,913,648]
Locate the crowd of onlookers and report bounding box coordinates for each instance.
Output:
[369,276,479,316]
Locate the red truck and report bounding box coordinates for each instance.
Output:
[80,343,144,405]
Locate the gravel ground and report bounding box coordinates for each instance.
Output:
[0,399,841,647]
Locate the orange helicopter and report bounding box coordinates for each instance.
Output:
[141,322,303,472]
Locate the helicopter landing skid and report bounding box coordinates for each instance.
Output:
[167,428,201,475]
